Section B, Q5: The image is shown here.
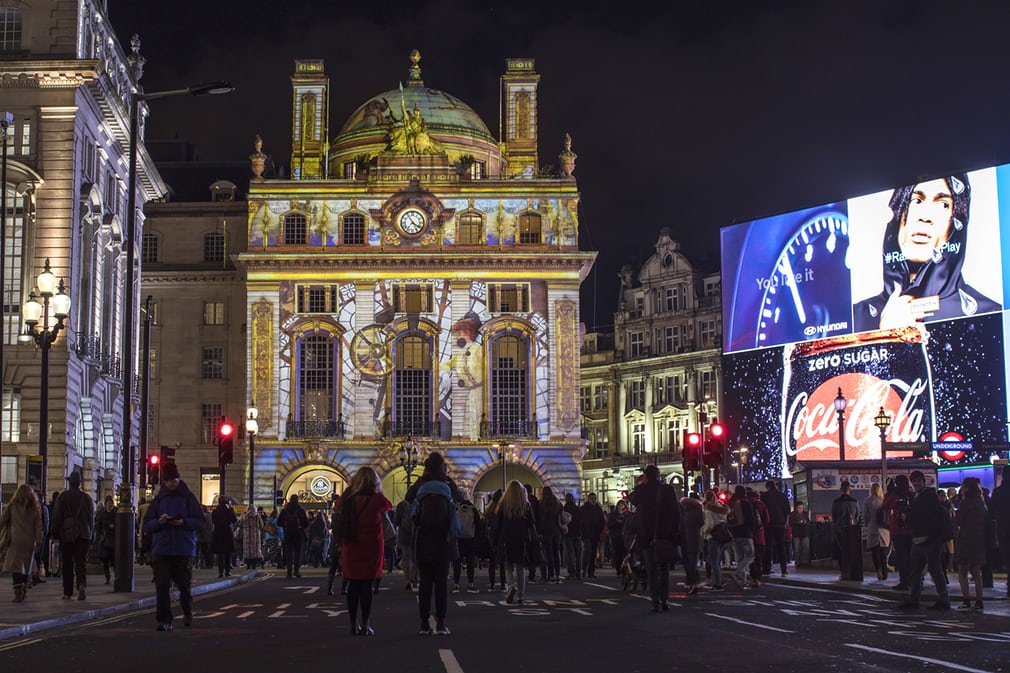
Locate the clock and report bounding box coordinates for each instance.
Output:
[397,207,428,236]
[756,209,851,348]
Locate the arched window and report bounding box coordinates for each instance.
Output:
[490,332,530,436]
[203,233,225,262]
[283,212,307,245]
[517,212,541,244]
[393,333,433,436]
[457,212,484,245]
[299,332,335,425]
[342,212,365,245]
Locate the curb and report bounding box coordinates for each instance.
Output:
[0,572,258,643]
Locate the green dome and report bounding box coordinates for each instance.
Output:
[337,86,494,143]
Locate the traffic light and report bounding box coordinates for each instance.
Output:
[217,418,235,466]
[147,452,161,486]
[717,489,730,504]
[704,421,725,468]
[682,430,703,472]
[162,445,176,463]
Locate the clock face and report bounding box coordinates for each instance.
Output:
[756,209,851,347]
[397,208,427,235]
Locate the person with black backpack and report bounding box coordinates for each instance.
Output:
[411,453,461,635]
[452,499,481,593]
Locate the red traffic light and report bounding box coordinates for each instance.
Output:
[710,422,724,438]
[219,421,234,437]
[149,454,160,465]
[686,432,702,448]
[717,490,729,503]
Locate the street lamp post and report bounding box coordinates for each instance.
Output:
[398,436,420,488]
[116,80,233,593]
[834,387,848,461]
[246,403,258,507]
[494,442,515,492]
[21,259,71,497]
[874,407,891,488]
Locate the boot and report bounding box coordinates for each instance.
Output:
[327,572,336,596]
[12,584,25,603]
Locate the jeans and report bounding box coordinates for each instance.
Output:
[283,536,302,576]
[563,537,583,578]
[707,538,726,587]
[543,534,562,579]
[418,560,450,620]
[908,539,949,604]
[505,560,527,600]
[644,547,670,607]
[60,539,88,597]
[792,536,810,566]
[732,538,756,586]
[153,555,193,625]
[583,536,600,577]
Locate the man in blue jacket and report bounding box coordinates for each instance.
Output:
[142,462,205,631]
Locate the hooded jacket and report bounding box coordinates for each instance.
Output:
[141,479,204,557]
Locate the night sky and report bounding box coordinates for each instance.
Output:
[106,1,1010,330]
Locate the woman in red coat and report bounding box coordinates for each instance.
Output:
[338,467,391,636]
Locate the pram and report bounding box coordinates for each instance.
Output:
[620,535,648,592]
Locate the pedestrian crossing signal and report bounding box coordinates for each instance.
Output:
[217,419,235,466]
[682,431,703,471]
[147,453,161,486]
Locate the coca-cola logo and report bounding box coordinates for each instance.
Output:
[786,374,928,461]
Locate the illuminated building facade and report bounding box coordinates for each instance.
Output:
[580,230,723,504]
[0,1,164,502]
[143,54,595,508]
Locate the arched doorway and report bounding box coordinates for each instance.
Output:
[282,465,348,511]
[472,463,544,510]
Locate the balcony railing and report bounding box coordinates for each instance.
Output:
[286,417,347,439]
[479,417,537,440]
[74,332,102,360]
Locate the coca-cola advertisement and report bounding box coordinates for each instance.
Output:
[722,312,1007,479]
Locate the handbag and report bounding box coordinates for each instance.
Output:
[711,522,733,544]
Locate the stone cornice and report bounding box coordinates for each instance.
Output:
[0,60,100,88]
[142,271,239,284]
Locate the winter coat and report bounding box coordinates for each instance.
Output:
[580,501,606,539]
[831,493,861,531]
[629,480,680,547]
[279,503,308,541]
[954,495,988,566]
[241,510,264,560]
[607,508,629,544]
[340,492,391,580]
[50,487,95,544]
[702,500,729,541]
[538,498,563,538]
[412,480,461,565]
[679,497,704,554]
[909,487,947,544]
[141,479,205,557]
[788,509,810,538]
[211,504,238,553]
[95,505,117,558]
[761,488,791,528]
[0,501,42,575]
[728,496,755,539]
[562,501,582,538]
[495,503,536,564]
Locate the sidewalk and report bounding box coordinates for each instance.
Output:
[0,566,257,642]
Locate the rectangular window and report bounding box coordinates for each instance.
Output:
[488,283,530,313]
[664,326,677,353]
[665,375,680,404]
[201,403,223,444]
[629,380,645,409]
[593,384,608,410]
[699,320,716,348]
[664,288,679,312]
[629,331,644,358]
[580,386,591,413]
[201,347,224,379]
[203,301,225,325]
[296,285,339,314]
[1,455,16,485]
[3,191,24,344]
[631,422,645,455]
[343,161,357,179]
[204,233,225,262]
[469,161,485,180]
[19,117,30,155]
[701,370,716,401]
[593,428,608,459]
[0,9,22,52]
[141,234,158,263]
[2,387,20,442]
[392,283,434,313]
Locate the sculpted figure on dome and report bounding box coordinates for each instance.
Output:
[385,94,443,155]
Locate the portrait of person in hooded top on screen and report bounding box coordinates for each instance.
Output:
[853,173,1000,332]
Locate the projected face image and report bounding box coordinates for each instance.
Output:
[899,179,954,266]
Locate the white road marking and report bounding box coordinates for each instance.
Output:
[770,583,887,601]
[705,613,795,633]
[845,643,994,673]
[439,648,465,673]
[582,581,617,591]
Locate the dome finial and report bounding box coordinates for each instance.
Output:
[408,49,423,87]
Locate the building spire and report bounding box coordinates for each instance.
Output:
[407,49,424,87]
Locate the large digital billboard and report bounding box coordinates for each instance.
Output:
[720,165,1010,478]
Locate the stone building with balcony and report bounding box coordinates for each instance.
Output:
[1,1,165,503]
[580,229,722,505]
[141,54,595,508]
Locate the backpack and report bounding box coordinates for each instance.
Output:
[458,503,476,539]
[60,495,83,544]
[414,493,452,535]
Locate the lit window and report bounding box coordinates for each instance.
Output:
[19,117,29,155]
[631,422,645,455]
[299,333,335,423]
[296,285,339,313]
[393,334,433,436]
[2,387,20,442]
[457,212,483,245]
[203,302,225,325]
[517,212,541,244]
[392,283,433,313]
[490,332,529,436]
[488,283,529,313]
